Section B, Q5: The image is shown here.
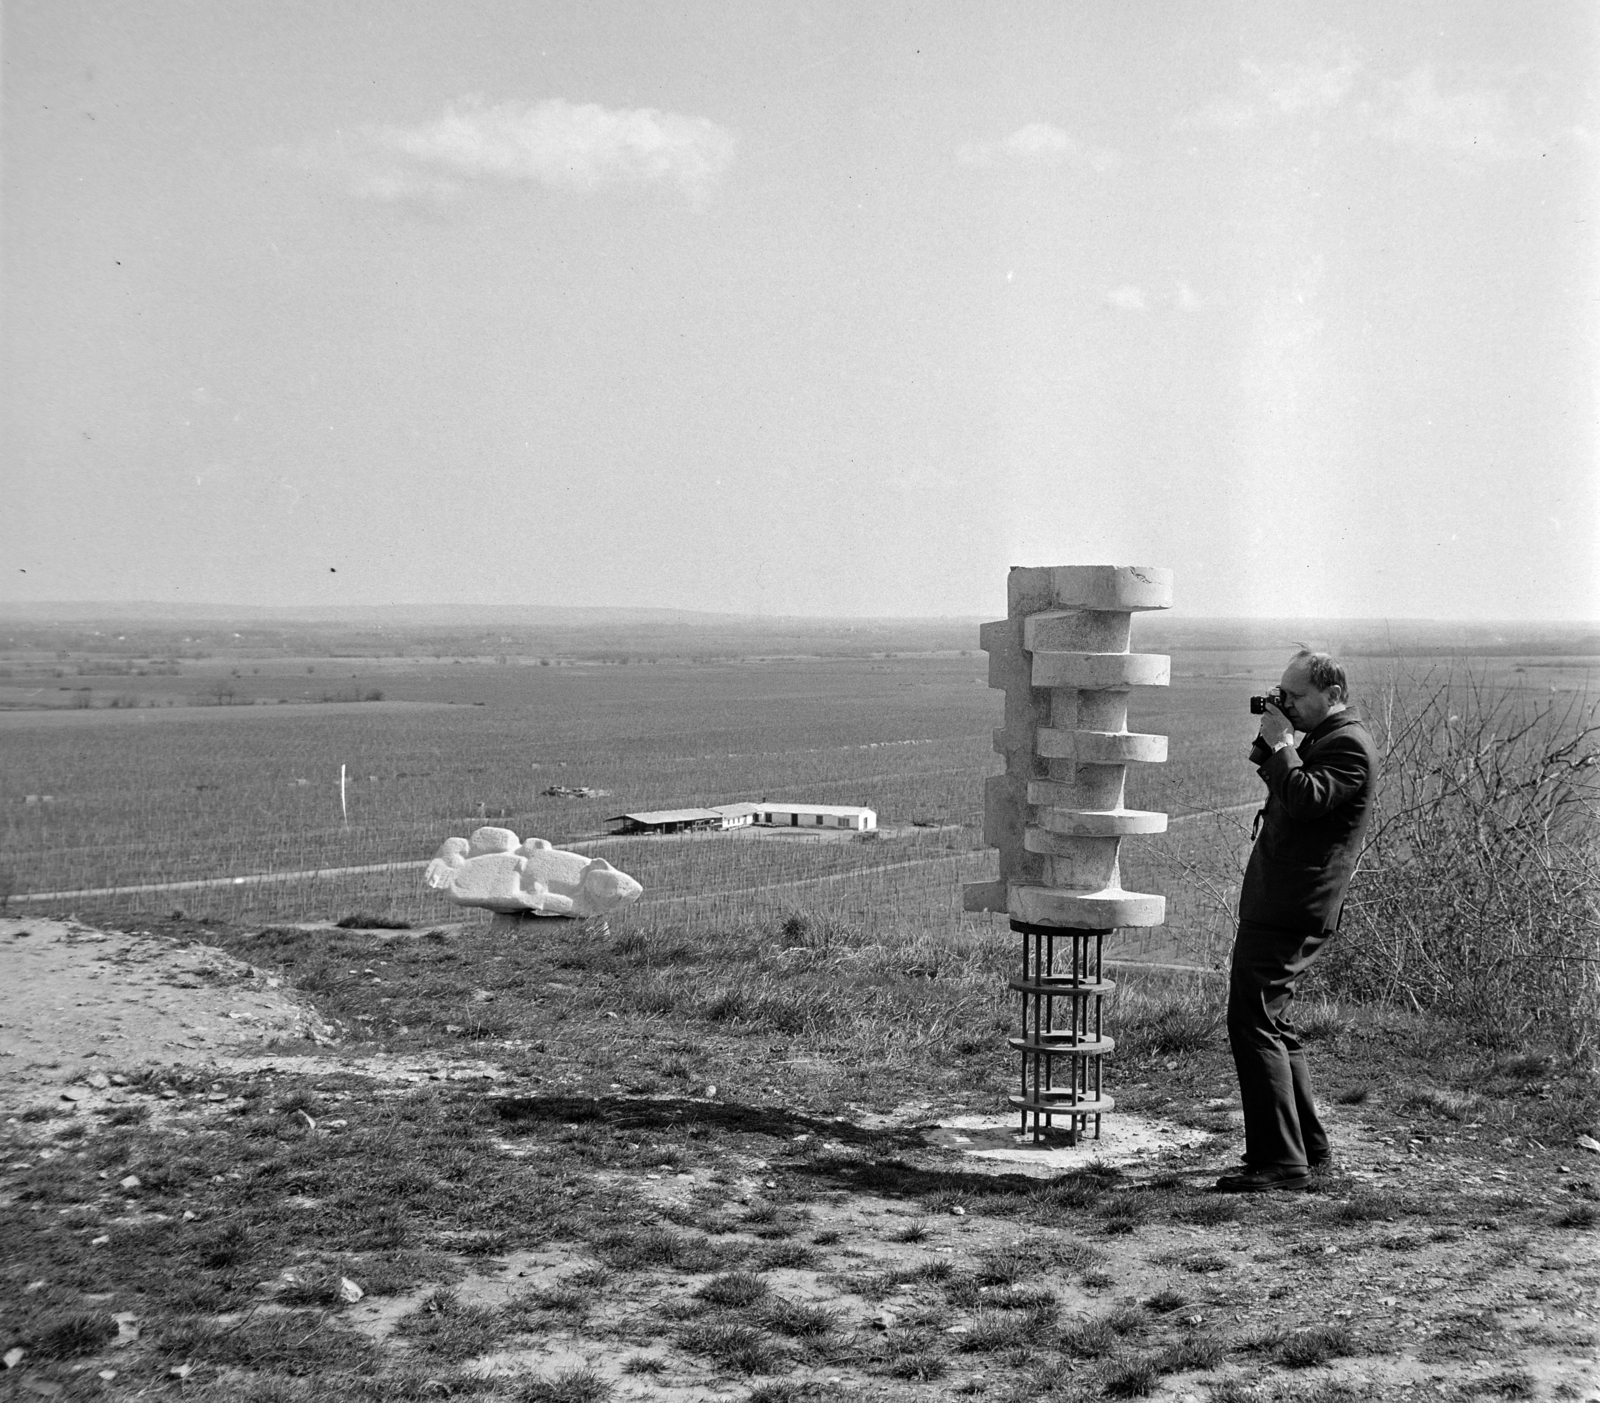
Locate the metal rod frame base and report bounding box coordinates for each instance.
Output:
[1010,919,1112,1146]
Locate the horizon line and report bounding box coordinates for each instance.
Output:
[0,600,1596,629]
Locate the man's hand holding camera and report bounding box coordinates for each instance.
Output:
[1248,687,1296,756]
[1256,697,1295,750]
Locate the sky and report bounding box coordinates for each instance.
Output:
[3,1,1597,621]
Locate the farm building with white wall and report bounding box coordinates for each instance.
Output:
[606,808,724,835]
[751,803,876,831]
[605,802,876,835]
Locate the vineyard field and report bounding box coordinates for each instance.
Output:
[2,616,1592,964]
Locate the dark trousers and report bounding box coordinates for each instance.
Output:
[1227,919,1332,1169]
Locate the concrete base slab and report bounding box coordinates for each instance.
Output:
[923,1112,1210,1174]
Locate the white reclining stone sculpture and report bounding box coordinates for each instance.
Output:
[424,826,643,918]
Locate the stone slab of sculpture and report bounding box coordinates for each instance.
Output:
[964,565,1172,927]
[425,827,643,918]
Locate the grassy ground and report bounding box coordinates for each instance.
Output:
[3,909,1598,1402]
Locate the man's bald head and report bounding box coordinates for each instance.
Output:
[1278,650,1349,731]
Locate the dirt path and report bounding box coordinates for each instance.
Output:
[0,918,346,1099]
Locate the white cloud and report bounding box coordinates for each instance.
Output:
[1179,55,1359,130]
[1364,66,1525,160]
[1179,53,1550,164]
[1251,57,1360,117]
[1105,285,1148,312]
[345,167,463,207]
[287,97,736,204]
[958,123,1118,172]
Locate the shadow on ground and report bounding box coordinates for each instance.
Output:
[489,1091,1169,1209]
[491,1091,921,1149]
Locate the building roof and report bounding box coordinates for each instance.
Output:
[608,809,724,825]
[711,802,761,817]
[754,802,876,816]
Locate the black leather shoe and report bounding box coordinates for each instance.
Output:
[1225,1153,1332,1171]
[1214,1165,1313,1193]
[1219,1158,1324,1174]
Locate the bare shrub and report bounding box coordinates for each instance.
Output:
[1168,668,1600,1054]
[1328,671,1600,1053]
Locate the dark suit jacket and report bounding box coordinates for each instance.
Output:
[1239,711,1378,933]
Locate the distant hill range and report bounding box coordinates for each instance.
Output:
[1141,618,1599,657]
[0,601,1593,659]
[0,601,769,627]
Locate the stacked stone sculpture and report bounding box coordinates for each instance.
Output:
[964,565,1172,1143]
[425,827,643,919]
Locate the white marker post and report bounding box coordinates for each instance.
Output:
[339,764,348,827]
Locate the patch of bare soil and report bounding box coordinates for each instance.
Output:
[0,919,343,1094]
[0,919,511,1107]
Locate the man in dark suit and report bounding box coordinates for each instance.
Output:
[1217,649,1378,1193]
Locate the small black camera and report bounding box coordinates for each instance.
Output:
[1249,689,1286,715]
